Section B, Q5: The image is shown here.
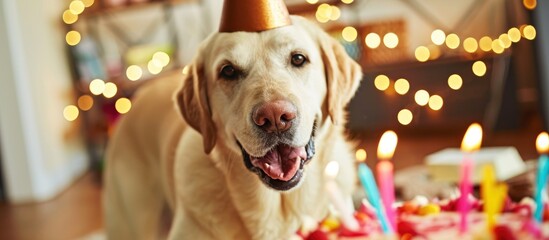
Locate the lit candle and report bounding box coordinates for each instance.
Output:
[534,132,549,223]
[376,130,398,230]
[324,161,360,231]
[458,123,483,233]
[356,150,392,233]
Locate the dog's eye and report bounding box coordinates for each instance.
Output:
[220,64,238,79]
[291,54,307,67]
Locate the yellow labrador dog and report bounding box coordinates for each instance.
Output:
[104,16,362,240]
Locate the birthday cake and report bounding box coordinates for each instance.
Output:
[293,195,549,240]
[289,127,549,239]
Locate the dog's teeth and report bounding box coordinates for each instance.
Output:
[263,163,270,169]
[279,173,284,178]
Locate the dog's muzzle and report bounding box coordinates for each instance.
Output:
[239,131,315,191]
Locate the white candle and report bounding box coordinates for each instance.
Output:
[325,161,360,231]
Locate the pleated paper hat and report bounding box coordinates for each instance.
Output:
[219,0,292,33]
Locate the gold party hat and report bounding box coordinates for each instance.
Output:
[219,0,292,33]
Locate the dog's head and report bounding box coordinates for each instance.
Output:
[176,16,362,191]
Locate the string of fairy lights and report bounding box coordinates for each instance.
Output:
[309,0,538,126]
[62,0,176,122]
[63,0,539,124]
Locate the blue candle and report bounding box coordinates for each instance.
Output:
[358,163,392,233]
[534,154,549,222]
[535,132,549,223]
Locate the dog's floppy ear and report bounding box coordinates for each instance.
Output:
[318,30,363,125]
[175,58,216,154]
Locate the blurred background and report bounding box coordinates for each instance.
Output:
[0,0,548,239]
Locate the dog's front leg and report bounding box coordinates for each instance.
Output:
[168,206,217,240]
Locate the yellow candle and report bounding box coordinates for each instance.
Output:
[482,164,508,232]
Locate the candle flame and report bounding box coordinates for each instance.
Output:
[325,161,339,178]
[377,130,398,159]
[356,149,367,162]
[536,132,549,154]
[461,123,483,152]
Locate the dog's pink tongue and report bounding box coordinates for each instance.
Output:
[251,145,306,181]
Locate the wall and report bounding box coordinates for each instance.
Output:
[336,0,506,56]
[0,0,88,203]
[73,0,507,75]
[0,0,224,204]
[71,0,223,75]
[534,0,549,129]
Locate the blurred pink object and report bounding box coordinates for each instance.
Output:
[458,156,473,233]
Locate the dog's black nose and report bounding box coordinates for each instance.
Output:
[253,100,297,133]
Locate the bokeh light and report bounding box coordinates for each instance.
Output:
[306,0,318,4]
[355,149,367,161]
[103,82,118,98]
[383,32,399,49]
[82,0,95,7]
[523,25,536,40]
[431,29,446,45]
[126,65,143,81]
[448,74,463,90]
[479,36,493,52]
[315,4,331,23]
[428,95,444,111]
[472,61,487,77]
[115,98,132,114]
[365,33,381,49]
[414,90,430,106]
[508,28,521,43]
[66,31,81,46]
[463,37,478,53]
[415,46,430,62]
[77,95,94,111]
[329,6,341,21]
[394,78,410,95]
[398,109,413,125]
[523,0,537,10]
[153,52,170,67]
[148,59,163,75]
[342,0,354,4]
[499,34,512,48]
[62,10,78,24]
[445,33,460,49]
[374,75,390,91]
[342,26,358,42]
[63,105,79,121]
[69,0,85,15]
[491,39,504,54]
[89,79,105,95]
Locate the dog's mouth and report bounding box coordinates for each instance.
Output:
[239,129,316,191]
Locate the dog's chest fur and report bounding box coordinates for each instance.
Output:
[173,124,354,240]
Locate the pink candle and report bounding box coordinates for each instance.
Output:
[458,155,473,233]
[377,160,395,229]
[458,123,483,234]
[376,131,398,230]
